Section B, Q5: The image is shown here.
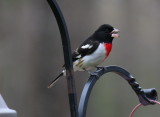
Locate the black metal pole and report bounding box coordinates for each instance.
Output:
[46,0,78,117]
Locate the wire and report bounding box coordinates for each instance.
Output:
[129,100,160,117]
[129,103,142,117]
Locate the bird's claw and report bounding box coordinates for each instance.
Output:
[96,66,104,70]
[90,72,100,77]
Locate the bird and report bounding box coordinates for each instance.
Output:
[48,24,119,88]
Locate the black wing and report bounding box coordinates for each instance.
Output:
[72,40,100,62]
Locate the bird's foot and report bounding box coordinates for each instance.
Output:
[83,68,99,77]
[96,66,104,70]
[83,68,91,74]
[89,72,100,77]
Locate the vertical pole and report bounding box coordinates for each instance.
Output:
[47,0,78,117]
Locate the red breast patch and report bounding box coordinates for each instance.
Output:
[104,43,112,57]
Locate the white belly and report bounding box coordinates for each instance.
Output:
[73,43,106,71]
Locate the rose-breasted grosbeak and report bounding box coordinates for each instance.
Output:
[48,24,119,88]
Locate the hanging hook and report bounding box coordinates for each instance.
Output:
[78,66,158,117]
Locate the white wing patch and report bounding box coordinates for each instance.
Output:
[74,43,106,71]
[76,55,81,58]
[81,44,93,49]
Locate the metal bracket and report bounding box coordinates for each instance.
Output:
[78,66,158,117]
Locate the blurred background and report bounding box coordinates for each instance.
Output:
[0,0,160,117]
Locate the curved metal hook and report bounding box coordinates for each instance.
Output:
[78,66,158,117]
[47,0,78,117]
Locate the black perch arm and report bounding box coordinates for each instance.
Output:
[78,66,158,117]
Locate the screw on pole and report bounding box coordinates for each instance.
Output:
[46,0,78,117]
[78,66,158,117]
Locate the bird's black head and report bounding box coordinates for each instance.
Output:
[93,24,119,43]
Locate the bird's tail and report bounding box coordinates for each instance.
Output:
[48,70,65,88]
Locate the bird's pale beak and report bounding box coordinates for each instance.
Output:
[111,28,120,38]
